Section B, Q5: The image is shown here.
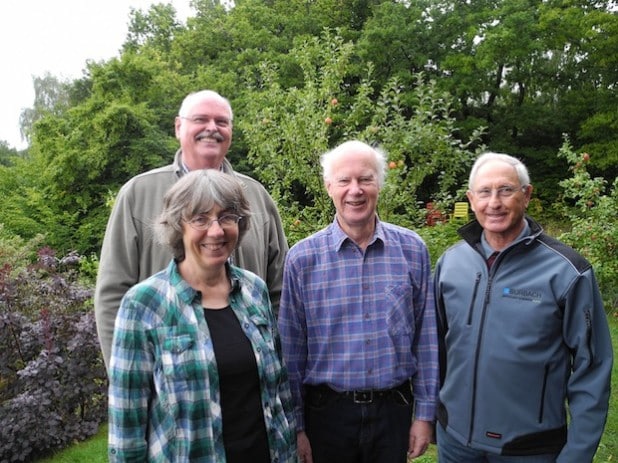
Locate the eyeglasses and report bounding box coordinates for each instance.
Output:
[471,185,527,200]
[186,214,243,231]
[179,115,231,128]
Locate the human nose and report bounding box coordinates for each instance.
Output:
[350,180,364,194]
[203,118,219,130]
[206,219,225,234]
[486,190,504,205]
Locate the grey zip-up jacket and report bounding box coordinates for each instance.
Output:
[95,150,288,369]
[435,217,612,462]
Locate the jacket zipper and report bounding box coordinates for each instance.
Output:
[538,364,549,423]
[467,273,482,325]
[468,271,492,444]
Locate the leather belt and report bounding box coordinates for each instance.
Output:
[307,380,411,405]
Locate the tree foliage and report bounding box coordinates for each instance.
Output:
[0,0,614,269]
[18,73,72,147]
[239,32,484,244]
[0,4,616,458]
[557,139,617,309]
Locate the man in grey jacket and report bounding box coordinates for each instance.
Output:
[95,90,288,369]
[435,152,612,462]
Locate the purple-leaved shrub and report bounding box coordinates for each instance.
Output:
[0,247,107,462]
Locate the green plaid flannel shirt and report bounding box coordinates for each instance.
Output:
[108,260,297,462]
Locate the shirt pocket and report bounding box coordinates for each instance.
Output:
[385,283,413,336]
[159,331,198,381]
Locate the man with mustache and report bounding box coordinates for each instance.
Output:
[94,90,288,369]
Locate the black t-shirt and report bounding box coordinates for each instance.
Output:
[203,306,270,463]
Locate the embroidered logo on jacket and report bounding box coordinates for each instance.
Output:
[502,287,542,302]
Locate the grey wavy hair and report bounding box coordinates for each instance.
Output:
[468,152,530,189]
[320,140,387,188]
[155,169,250,260]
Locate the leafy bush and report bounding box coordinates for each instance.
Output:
[416,220,462,269]
[557,139,618,313]
[0,247,107,462]
[240,32,484,246]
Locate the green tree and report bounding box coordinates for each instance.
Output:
[123,3,184,54]
[0,140,19,166]
[5,0,615,262]
[18,72,72,147]
[239,32,484,245]
[1,54,183,254]
[413,0,618,201]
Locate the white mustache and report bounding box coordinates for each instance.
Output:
[196,130,224,142]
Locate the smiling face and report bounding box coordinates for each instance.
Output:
[181,205,239,273]
[175,93,233,170]
[467,159,533,249]
[326,147,379,238]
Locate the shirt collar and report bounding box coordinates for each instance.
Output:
[480,220,531,258]
[330,215,384,251]
[168,259,241,305]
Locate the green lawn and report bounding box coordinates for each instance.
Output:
[35,424,108,463]
[36,316,617,463]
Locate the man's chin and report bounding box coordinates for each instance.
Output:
[186,152,225,170]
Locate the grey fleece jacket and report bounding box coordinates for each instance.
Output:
[94,150,288,368]
[435,217,612,462]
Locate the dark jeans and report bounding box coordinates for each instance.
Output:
[305,384,413,463]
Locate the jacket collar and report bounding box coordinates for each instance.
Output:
[457,215,544,251]
[173,149,236,176]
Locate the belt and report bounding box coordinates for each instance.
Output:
[307,380,411,405]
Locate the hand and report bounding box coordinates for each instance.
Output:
[297,431,313,463]
[407,420,433,460]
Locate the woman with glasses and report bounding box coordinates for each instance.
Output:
[107,169,297,462]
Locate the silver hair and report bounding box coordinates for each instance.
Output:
[320,140,387,188]
[155,169,250,260]
[468,152,530,189]
[178,90,234,121]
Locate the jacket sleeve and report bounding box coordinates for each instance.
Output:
[262,189,289,317]
[557,268,613,462]
[94,185,140,370]
[433,257,448,388]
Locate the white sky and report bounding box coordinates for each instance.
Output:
[0,0,193,150]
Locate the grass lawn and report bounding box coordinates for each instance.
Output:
[35,424,108,463]
[36,316,617,463]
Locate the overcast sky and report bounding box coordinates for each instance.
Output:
[0,0,192,150]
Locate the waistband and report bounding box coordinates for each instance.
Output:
[306,380,412,404]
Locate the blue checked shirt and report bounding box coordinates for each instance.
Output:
[278,218,439,430]
[108,260,297,462]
